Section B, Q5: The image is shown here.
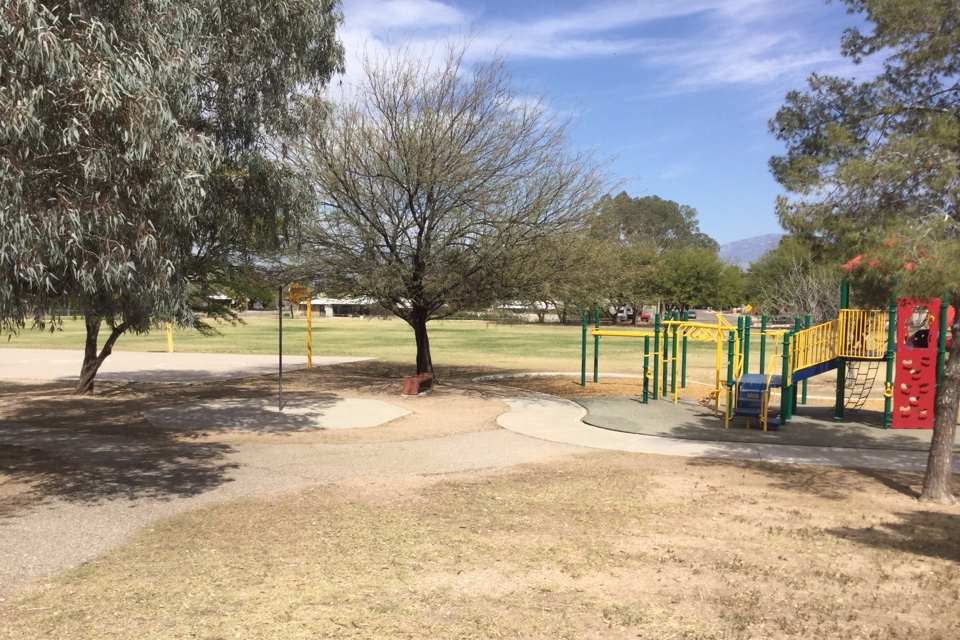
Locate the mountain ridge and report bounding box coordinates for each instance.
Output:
[718,233,783,269]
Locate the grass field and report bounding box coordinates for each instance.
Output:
[2,313,850,403]
[2,314,725,377]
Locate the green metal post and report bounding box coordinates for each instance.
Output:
[836,280,849,422]
[653,314,661,400]
[278,285,284,411]
[642,336,650,404]
[581,310,587,387]
[937,297,948,388]
[883,283,897,428]
[793,316,802,412]
[743,315,752,375]
[593,307,600,384]
[759,314,767,375]
[780,331,792,423]
[726,330,736,418]
[681,310,688,388]
[737,315,745,363]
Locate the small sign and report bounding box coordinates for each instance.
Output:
[288,283,309,303]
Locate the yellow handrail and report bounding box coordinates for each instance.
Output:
[837,309,888,359]
[791,320,839,373]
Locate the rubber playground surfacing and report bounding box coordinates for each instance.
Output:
[578,395,957,452]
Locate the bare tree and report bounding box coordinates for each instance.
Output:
[754,258,842,325]
[297,41,606,374]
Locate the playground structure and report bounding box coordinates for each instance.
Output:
[581,283,954,431]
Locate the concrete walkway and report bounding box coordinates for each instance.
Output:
[497,395,960,473]
[0,348,368,383]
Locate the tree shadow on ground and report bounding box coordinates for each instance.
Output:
[826,510,960,563]
[0,427,236,511]
[686,457,932,501]
[0,361,518,513]
[0,379,248,512]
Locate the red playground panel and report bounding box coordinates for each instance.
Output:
[892,298,939,429]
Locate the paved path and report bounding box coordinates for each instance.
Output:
[0,348,368,383]
[497,395,960,473]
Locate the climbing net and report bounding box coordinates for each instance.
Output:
[844,360,881,411]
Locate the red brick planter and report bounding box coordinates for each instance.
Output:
[402,372,434,396]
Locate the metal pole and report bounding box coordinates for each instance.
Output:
[593,307,600,383]
[671,311,679,398]
[743,315,752,375]
[793,316,802,413]
[581,310,588,387]
[278,285,283,411]
[662,314,670,397]
[780,331,792,423]
[937,297,948,388]
[306,287,313,370]
[883,281,898,428]
[642,336,650,404]
[759,314,767,375]
[836,280,850,422]
[652,314,661,400]
[681,310,688,389]
[726,330,736,427]
[801,313,811,404]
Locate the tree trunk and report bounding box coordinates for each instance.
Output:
[919,297,960,504]
[410,307,434,375]
[75,316,128,395]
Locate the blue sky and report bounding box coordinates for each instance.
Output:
[338,0,873,245]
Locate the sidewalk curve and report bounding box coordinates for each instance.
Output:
[497,395,960,473]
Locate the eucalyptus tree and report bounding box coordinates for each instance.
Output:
[299,42,606,374]
[770,0,960,502]
[1,1,343,393]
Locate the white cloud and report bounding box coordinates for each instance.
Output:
[348,0,468,30]
[339,0,871,95]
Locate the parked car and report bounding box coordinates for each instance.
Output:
[639,311,651,321]
[686,310,697,319]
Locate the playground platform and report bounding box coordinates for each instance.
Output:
[577,396,957,452]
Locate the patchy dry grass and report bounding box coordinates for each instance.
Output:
[3,332,958,638]
[3,454,959,639]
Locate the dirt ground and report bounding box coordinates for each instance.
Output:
[2,363,960,638]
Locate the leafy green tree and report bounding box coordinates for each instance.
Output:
[512,234,619,324]
[588,193,717,320]
[715,263,746,312]
[297,42,606,374]
[770,0,960,502]
[0,1,343,393]
[651,247,739,312]
[591,192,719,253]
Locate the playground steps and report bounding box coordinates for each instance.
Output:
[734,373,782,428]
